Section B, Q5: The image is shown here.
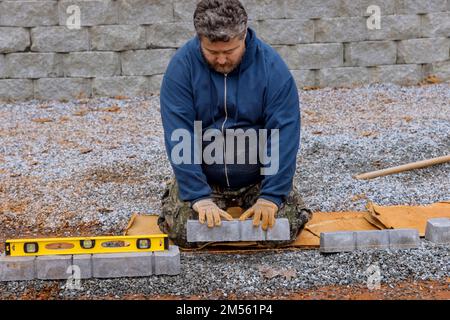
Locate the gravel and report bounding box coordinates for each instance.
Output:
[0,241,448,299]
[0,82,449,298]
[297,84,450,212]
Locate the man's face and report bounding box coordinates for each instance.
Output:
[200,32,246,74]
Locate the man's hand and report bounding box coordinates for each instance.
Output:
[192,199,233,228]
[239,198,279,230]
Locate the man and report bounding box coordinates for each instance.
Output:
[158,0,312,248]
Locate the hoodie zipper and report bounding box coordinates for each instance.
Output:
[221,73,230,187]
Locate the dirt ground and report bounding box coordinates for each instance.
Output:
[122,279,450,300]
[4,279,448,300]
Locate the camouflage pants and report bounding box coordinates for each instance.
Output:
[157,177,312,249]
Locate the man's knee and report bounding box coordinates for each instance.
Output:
[158,201,200,248]
[280,186,311,217]
[159,198,193,232]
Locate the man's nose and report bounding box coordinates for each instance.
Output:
[216,55,227,65]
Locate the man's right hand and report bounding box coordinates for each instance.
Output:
[192,199,233,228]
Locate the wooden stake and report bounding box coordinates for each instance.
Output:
[354,154,450,180]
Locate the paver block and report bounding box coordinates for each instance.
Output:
[320,231,356,253]
[36,255,72,280]
[187,220,240,242]
[318,66,370,88]
[388,229,420,249]
[0,27,29,53]
[291,69,316,88]
[90,25,146,51]
[239,219,266,241]
[35,77,92,100]
[121,49,175,76]
[276,43,343,69]
[0,1,58,27]
[0,79,34,101]
[30,26,89,52]
[371,64,423,85]
[118,0,173,24]
[345,41,397,67]
[397,38,450,64]
[63,52,120,77]
[92,252,152,278]
[187,219,290,242]
[72,254,92,279]
[266,218,291,241]
[93,76,147,97]
[355,230,389,250]
[0,255,35,282]
[58,0,118,26]
[154,245,180,275]
[146,22,196,48]
[5,52,63,78]
[425,218,450,244]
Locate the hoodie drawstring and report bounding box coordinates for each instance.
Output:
[234,65,241,122]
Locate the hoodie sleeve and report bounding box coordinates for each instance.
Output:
[259,73,300,208]
[160,65,212,205]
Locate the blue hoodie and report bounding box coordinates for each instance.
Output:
[160,27,300,208]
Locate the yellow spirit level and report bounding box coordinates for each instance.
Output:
[5,234,169,257]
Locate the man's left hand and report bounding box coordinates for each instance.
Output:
[239,198,279,230]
